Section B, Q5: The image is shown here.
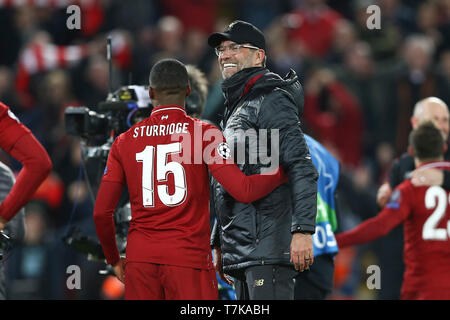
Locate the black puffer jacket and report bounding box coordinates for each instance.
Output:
[211,67,318,274]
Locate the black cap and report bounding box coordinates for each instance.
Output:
[208,20,266,51]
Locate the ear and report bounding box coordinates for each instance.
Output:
[186,85,191,97]
[408,145,415,156]
[257,49,265,65]
[149,87,155,100]
[410,116,418,129]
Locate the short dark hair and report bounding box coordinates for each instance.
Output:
[149,59,189,93]
[409,121,444,160]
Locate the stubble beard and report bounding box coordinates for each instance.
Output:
[220,55,255,79]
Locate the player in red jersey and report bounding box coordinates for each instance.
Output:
[336,122,450,300]
[93,59,287,300]
[0,101,52,229]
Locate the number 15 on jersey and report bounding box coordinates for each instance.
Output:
[136,143,187,207]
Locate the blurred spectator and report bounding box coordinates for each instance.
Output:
[284,0,342,60]
[15,31,88,109]
[237,0,288,30]
[105,0,160,33]
[184,29,209,66]
[154,16,184,60]
[37,70,78,146]
[373,142,396,186]
[333,41,393,157]
[161,0,216,34]
[76,55,110,107]
[436,49,450,112]
[415,1,450,57]
[353,0,402,61]
[377,0,416,37]
[439,49,450,87]
[265,17,306,77]
[0,67,21,111]
[388,34,449,154]
[326,19,358,65]
[303,68,364,168]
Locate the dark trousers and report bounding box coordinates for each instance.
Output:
[233,265,296,300]
[294,254,335,300]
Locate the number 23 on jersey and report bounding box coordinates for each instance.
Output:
[423,186,450,241]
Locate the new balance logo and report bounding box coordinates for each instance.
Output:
[253,279,264,287]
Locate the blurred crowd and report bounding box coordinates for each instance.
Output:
[0,0,450,299]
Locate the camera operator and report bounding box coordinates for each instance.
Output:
[0,101,52,298]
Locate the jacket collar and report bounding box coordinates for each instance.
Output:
[221,67,267,106]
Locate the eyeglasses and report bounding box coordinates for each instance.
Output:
[215,43,260,57]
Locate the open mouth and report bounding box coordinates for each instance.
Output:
[223,63,237,68]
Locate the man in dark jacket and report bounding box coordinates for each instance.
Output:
[208,20,318,300]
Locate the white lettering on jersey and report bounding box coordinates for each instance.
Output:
[132,123,189,138]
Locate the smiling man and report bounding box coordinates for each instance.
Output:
[208,21,318,300]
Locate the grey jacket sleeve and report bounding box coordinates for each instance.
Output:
[209,177,221,248]
[258,89,318,234]
[210,218,221,248]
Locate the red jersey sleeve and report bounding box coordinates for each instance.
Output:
[93,138,126,265]
[202,123,287,203]
[336,184,412,248]
[93,180,123,266]
[0,102,31,152]
[102,137,125,185]
[0,103,52,221]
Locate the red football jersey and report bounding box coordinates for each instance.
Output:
[95,105,285,269]
[336,162,450,299]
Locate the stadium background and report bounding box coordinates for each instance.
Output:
[0,0,449,299]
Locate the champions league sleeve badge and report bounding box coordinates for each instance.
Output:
[217,142,231,160]
[386,189,401,209]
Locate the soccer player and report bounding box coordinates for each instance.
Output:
[0,101,52,229]
[93,59,287,300]
[0,101,52,299]
[336,122,450,299]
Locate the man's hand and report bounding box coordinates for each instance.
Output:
[290,233,314,272]
[112,258,125,283]
[0,217,7,231]
[212,247,234,286]
[377,182,392,208]
[410,168,444,187]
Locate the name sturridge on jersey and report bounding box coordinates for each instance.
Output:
[133,122,189,138]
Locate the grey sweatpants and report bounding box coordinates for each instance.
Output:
[0,162,26,300]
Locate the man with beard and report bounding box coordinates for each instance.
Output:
[208,21,318,300]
